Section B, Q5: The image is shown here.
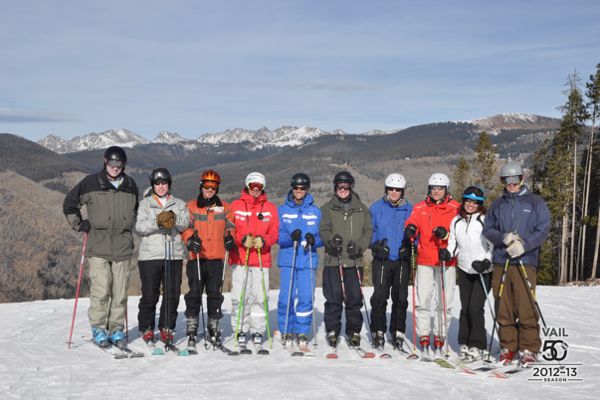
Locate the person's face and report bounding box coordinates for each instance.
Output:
[386,187,403,202]
[248,182,264,198]
[105,159,124,179]
[153,181,169,196]
[429,185,446,201]
[292,185,308,202]
[201,182,218,199]
[463,199,480,214]
[335,183,351,200]
[502,176,521,193]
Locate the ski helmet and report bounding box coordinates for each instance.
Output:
[385,173,406,189]
[462,185,485,204]
[500,161,523,184]
[428,173,450,188]
[103,146,127,164]
[245,172,266,190]
[290,173,310,188]
[201,169,221,187]
[333,171,355,187]
[150,168,172,187]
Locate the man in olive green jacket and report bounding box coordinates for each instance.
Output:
[320,171,372,349]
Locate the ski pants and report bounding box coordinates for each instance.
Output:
[184,258,225,321]
[230,264,269,335]
[457,269,491,350]
[87,257,131,335]
[415,264,456,340]
[492,263,541,353]
[322,265,363,337]
[369,258,410,335]
[137,259,182,332]
[277,266,316,336]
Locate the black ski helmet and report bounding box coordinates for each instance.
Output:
[150,168,172,187]
[333,171,354,187]
[103,146,127,163]
[290,173,310,188]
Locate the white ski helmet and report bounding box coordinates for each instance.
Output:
[245,172,266,189]
[385,173,406,189]
[428,172,450,188]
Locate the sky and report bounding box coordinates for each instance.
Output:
[1,0,599,141]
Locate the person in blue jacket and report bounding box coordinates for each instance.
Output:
[369,173,413,351]
[482,161,550,367]
[277,173,323,349]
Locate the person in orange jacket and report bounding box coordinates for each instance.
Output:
[181,170,235,350]
[229,172,279,348]
[404,172,460,360]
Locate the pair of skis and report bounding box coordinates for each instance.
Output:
[94,341,144,359]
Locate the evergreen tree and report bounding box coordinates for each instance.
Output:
[473,132,499,203]
[453,156,471,195]
[586,63,600,279]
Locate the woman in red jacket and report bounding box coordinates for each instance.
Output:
[404,173,460,360]
[229,172,279,350]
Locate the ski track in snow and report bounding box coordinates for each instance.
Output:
[0,287,598,400]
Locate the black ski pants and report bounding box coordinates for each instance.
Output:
[137,259,182,332]
[184,258,224,321]
[457,269,491,350]
[323,265,363,337]
[369,258,410,335]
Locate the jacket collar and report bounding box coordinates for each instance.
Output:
[240,188,267,205]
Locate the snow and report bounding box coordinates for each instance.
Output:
[1,286,598,400]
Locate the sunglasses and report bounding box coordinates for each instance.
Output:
[386,187,403,192]
[154,181,169,186]
[107,160,124,169]
[335,184,351,191]
[248,182,264,191]
[293,186,308,191]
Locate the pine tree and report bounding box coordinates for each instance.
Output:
[453,156,471,195]
[473,132,499,203]
[585,63,600,279]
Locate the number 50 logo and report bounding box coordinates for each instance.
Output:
[542,340,569,361]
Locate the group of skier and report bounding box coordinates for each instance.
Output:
[63,145,550,366]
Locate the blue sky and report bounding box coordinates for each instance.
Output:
[1,0,599,141]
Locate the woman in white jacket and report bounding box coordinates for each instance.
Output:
[134,168,189,348]
[446,186,493,361]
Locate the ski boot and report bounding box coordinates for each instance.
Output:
[208,318,222,347]
[297,334,309,349]
[520,350,537,367]
[391,331,405,352]
[458,344,469,360]
[326,331,338,348]
[92,327,110,348]
[372,331,385,349]
[141,328,155,344]
[467,347,483,362]
[160,328,175,349]
[283,333,295,346]
[237,331,247,345]
[252,332,263,346]
[498,348,516,365]
[419,335,431,361]
[186,317,198,348]
[433,335,445,359]
[348,332,361,347]
[109,330,126,348]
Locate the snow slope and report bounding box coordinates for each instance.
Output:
[1,286,598,400]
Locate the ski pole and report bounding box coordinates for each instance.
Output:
[308,243,318,348]
[408,238,419,358]
[485,259,510,363]
[257,247,272,348]
[335,249,346,302]
[197,257,208,349]
[517,260,547,329]
[354,259,373,344]
[283,240,298,345]
[234,244,252,347]
[478,272,496,322]
[67,232,88,349]
[395,258,405,351]
[440,259,449,356]
[164,234,173,347]
[214,249,229,347]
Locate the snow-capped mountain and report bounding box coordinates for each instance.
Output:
[197,126,344,150]
[468,113,561,135]
[154,131,186,144]
[38,129,149,154]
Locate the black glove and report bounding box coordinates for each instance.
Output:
[472,259,492,273]
[290,229,302,242]
[79,219,91,233]
[327,235,343,257]
[346,240,362,259]
[242,234,254,248]
[372,239,390,260]
[332,234,343,249]
[398,238,416,261]
[404,224,417,239]
[187,233,202,253]
[433,226,449,240]
[224,232,235,251]
[305,233,315,247]
[438,248,452,262]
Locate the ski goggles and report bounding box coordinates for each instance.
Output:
[202,182,219,190]
[292,185,308,191]
[462,192,485,202]
[248,182,264,191]
[107,160,124,169]
[335,183,351,191]
[501,175,521,185]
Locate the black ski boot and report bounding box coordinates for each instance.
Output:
[326,331,338,348]
[208,318,221,347]
[372,331,385,349]
[392,331,405,352]
[348,332,361,347]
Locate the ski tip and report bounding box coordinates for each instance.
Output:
[361,352,376,359]
[325,353,339,359]
[406,353,419,360]
[177,349,190,356]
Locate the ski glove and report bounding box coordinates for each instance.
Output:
[438,248,452,262]
[433,226,449,240]
[157,210,176,230]
[404,224,417,240]
[187,233,202,254]
[253,235,265,249]
[242,234,254,248]
[224,232,235,251]
[79,219,91,233]
[291,229,302,242]
[346,241,362,259]
[503,232,521,246]
[372,239,390,260]
[506,238,525,258]
[327,234,343,257]
[305,233,315,247]
[472,259,492,273]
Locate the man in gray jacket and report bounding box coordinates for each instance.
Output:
[63,146,138,347]
[320,171,372,349]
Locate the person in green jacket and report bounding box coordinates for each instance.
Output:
[320,171,373,349]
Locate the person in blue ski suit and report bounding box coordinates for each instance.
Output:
[277,173,323,346]
[369,173,413,350]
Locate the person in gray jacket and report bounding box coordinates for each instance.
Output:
[134,168,189,348]
[320,171,372,349]
[63,146,138,347]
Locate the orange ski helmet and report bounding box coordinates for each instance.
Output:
[200,169,221,191]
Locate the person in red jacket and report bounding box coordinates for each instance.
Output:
[229,172,279,349]
[181,169,235,350]
[404,172,460,360]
